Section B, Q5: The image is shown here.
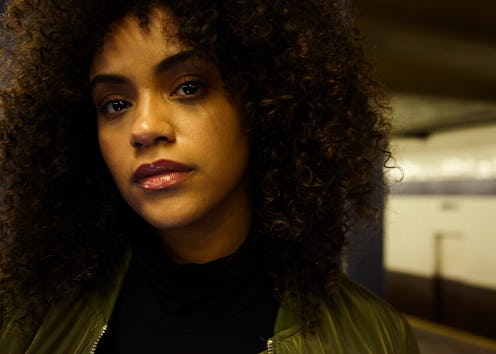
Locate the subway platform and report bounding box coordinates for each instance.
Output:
[408,316,496,354]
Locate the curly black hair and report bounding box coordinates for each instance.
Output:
[0,0,389,331]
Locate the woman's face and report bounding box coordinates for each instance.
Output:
[90,8,250,235]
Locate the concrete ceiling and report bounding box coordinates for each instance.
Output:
[354,0,496,136]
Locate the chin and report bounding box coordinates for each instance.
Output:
[136,205,204,233]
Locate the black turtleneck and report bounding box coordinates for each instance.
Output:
[96,234,279,354]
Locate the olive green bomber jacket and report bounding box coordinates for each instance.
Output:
[0,254,419,353]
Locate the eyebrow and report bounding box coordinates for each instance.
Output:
[155,50,198,74]
[90,50,199,93]
[90,74,130,93]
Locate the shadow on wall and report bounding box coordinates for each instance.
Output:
[345,164,385,298]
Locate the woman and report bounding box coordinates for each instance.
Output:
[0,0,418,353]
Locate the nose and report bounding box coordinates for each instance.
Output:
[130,94,175,148]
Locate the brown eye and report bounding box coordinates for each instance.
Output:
[101,99,132,113]
[178,82,200,95]
[171,80,206,99]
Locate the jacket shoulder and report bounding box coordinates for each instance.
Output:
[271,274,420,353]
[0,300,40,354]
[319,274,420,353]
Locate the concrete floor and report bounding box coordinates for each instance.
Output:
[408,316,496,354]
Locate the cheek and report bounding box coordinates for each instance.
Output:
[98,131,112,166]
[201,104,249,155]
[98,130,125,181]
[211,124,250,177]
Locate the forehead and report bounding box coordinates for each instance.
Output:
[90,7,183,77]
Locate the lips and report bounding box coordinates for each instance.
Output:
[133,159,194,190]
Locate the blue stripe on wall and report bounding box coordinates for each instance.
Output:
[390,179,496,195]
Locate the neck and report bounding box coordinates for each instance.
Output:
[157,179,252,264]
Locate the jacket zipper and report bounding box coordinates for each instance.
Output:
[91,325,273,353]
[90,324,108,354]
[267,338,276,354]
